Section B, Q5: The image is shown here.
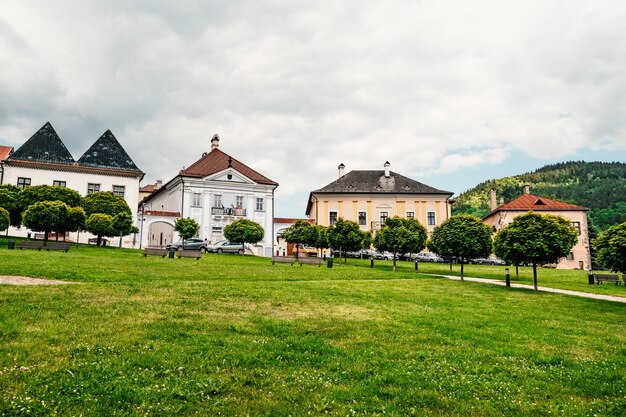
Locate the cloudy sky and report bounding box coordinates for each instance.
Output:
[1,1,625,216]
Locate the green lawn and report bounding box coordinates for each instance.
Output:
[0,242,624,416]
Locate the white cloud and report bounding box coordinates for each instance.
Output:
[0,1,625,215]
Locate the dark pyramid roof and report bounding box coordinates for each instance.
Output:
[313,170,452,195]
[9,122,75,164]
[77,130,142,172]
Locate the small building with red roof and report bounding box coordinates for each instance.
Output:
[139,134,278,256]
[483,185,591,270]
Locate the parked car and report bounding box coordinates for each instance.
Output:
[167,238,208,252]
[207,240,244,254]
[469,255,506,266]
[414,252,444,262]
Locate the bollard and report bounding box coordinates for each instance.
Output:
[370,257,374,268]
[168,248,175,259]
[327,258,333,268]
[588,271,594,285]
[505,268,510,287]
[415,260,418,271]
[7,240,15,250]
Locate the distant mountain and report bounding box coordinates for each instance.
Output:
[452,161,626,231]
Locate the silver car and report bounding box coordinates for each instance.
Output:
[207,240,244,254]
[414,252,444,262]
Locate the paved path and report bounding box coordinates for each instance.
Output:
[435,274,626,304]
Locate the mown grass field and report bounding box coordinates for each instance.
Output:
[0,241,624,416]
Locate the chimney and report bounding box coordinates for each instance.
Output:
[489,189,497,211]
[338,163,345,178]
[499,196,504,205]
[155,179,163,189]
[384,161,390,178]
[211,133,220,150]
[523,184,530,194]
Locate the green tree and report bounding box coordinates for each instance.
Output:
[428,214,493,280]
[327,218,364,263]
[593,222,626,274]
[65,207,86,233]
[174,218,200,246]
[494,212,578,290]
[82,191,131,218]
[111,212,137,248]
[315,225,330,256]
[0,207,9,231]
[85,213,114,246]
[0,186,22,227]
[22,200,70,241]
[374,217,427,271]
[282,220,318,258]
[224,219,264,255]
[19,185,81,213]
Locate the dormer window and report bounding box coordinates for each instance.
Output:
[534,199,546,205]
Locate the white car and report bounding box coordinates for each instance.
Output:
[414,252,444,262]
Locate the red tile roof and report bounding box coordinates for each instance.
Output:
[0,146,13,161]
[180,148,278,186]
[140,184,157,193]
[490,193,588,214]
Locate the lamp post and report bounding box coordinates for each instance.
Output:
[505,267,510,287]
[139,203,147,249]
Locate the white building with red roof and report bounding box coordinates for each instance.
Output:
[139,134,278,256]
[483,185,591,270]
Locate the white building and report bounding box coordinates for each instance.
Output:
[1,122,143,246]
[139,134,278,256]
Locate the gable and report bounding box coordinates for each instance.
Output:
[205,168,256,184]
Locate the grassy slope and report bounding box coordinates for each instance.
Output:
[0,246,624,416]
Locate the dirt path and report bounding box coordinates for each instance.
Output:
[0,276,77,285]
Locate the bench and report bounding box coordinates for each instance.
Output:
[178,250,201,260]
[300,257,323,267]
[18,241,44,251]
[143,247,168,258]
[271,256,295,266]
[595,274,621,285]
[46,242,70,252]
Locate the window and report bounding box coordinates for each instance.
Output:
[358,211,367,226]
[112,185,125,198]
[214,194,222,208]
[427,211,436,225]
[566,252,575,261]
[87,183,100,194]
[256,198,264,211]
[329,211,338,225]
[406,211,415,219]
[53,180,66,187]
[380,211,388,225]
[192,193,202,207]
[17,177,31,189]
[572,221,581,235]
[236,196,244,209]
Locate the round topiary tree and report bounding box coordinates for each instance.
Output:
[494,212,578,290]
[82,191,131,218]
[174,218,200,247]
[0,207,10,231]
[224,219,264,255]
[327,218,364,263]
[85,213,114,246]
[22,200,70,241]
[0,185,22,227]
[428,214,493,280]
[19,185,81,213]
[593,222,626,274]
[282,219,318,258]
[374,217,427,271]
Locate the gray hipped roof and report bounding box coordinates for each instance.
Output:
[9,122,76,164]
[77,130,141,172]
[313,170,452,195]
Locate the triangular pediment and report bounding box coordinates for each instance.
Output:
[203,168,256,184]
[375,203,393,209]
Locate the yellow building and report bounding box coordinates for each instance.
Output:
[306,162,453,233]
[483,186,591,270]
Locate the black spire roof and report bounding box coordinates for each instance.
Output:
[313,170,452,195]
[77,130,141,172]
[9,122,76,164]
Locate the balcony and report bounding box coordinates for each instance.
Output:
[211,207,247,217]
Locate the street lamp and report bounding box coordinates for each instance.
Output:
[505,267,510,287]
[138,203,150,249]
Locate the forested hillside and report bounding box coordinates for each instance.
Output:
[452,161,626,231]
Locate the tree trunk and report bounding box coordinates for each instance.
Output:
[515,264,519,279]
[242,242,245,255]
[97,235,102,247]
[460,259,464,281]
[533,264,538,290]
[449,262,452,272]
[44,231,48,242]
[76,229,80,247]
[119,233,123,248]
[393,251,397,272]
